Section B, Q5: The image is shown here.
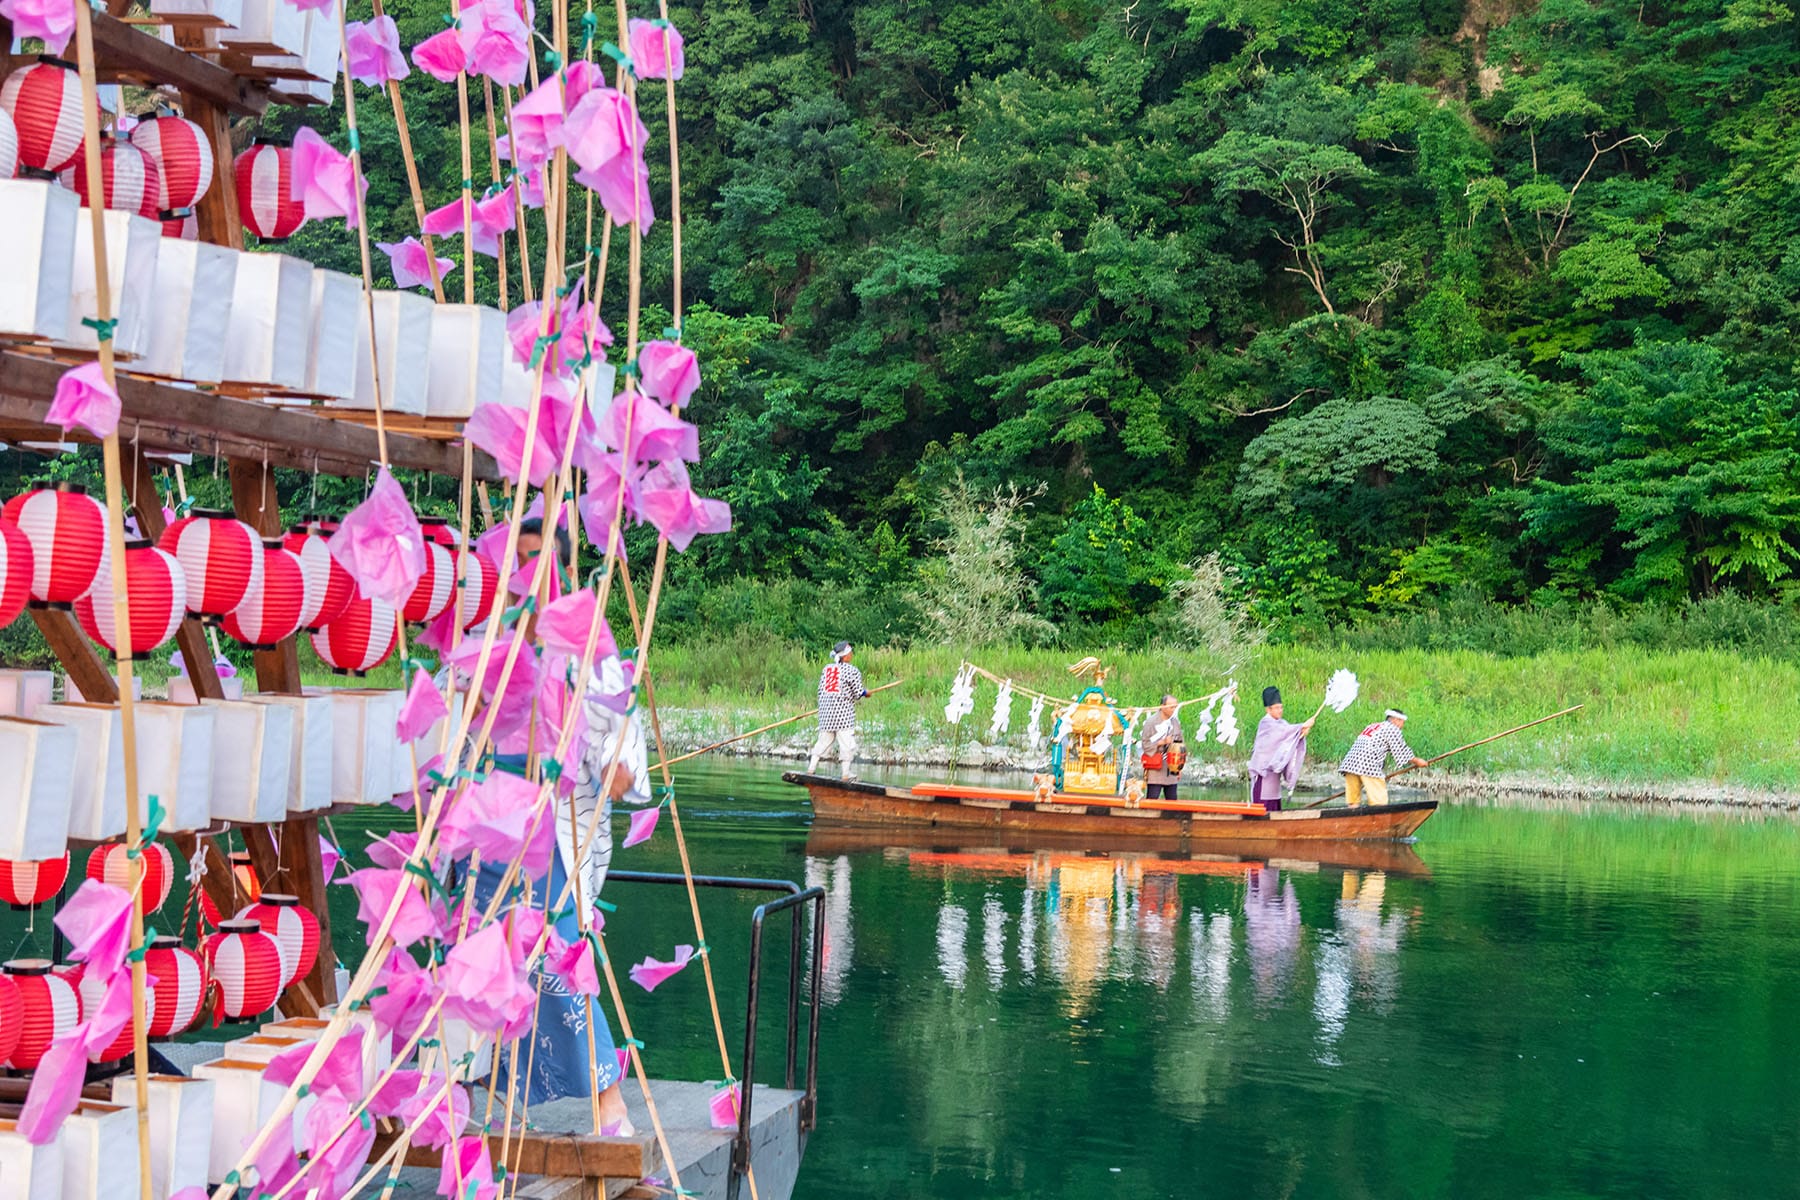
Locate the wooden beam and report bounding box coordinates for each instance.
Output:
[0,352,494,481]
[89,11,269,116]
[371,1127,658,1182]
[32,609,116,702]
[181,88,244,251]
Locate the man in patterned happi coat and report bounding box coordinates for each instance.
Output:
[1337,709,1428,807]
[807,641,868,779]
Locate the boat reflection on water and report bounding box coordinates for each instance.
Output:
[801,825,1428,1032]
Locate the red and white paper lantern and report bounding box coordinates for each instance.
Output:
[223,539,306,649]
[71,135,162,219]
[238,893,318,987]
[85,840,174,913]
[455,549,498,631]
[128,113,214,220]
[159,508,263,624]
[201,919,283,1022]
[0,853,69,908]
[311,596,399,675]
[401,540,453,624]
[418,516,458,547]
[283,525,355,632]
[74,538,187,659]
[2,959,79,1069]
[0,972,21,1067]
[142,936,206,1038]
[0,518,35,627]
[233,140,306,241]
[71,963,153,1061]
[2,483,108,610]
[0,57,85,178]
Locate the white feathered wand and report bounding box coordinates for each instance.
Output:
[1308,669,1360,723]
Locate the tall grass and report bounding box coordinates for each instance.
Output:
[648,637,1798,793]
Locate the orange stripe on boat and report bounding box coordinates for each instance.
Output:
[908,782,1265,817]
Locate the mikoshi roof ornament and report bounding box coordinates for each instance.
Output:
[311,595,399,675]
[0,852,69,908]
[2,483,107,610]
[128,113,215,223]
[159,508,264,624]
[222,539,307,649]
[73,538,187,659]
[233,139,307,240]
[200,920,283,1023]
[284,522,355,631]
[0,57,85,178]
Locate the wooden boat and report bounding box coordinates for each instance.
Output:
[784,772,1436,843]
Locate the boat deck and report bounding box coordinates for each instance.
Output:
[785,772,1436,842]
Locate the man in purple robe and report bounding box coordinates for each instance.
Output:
[1246,686,1313,812]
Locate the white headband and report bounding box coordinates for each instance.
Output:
[1385,709,1407,720]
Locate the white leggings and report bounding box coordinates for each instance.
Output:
[808,728,857,775]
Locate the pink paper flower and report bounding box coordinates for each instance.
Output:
[603,390,699,464]
[266,1027,365,1102]
[319,835,342,883]
[292,126,367,227]
[442,921,536,1036]
[561,87,648,176]
[369,950,436,1050]
[468,402,560,488]
[411,27,466,82]
[367,830,423,871]
[303,1093,377,1200]
[627,18,684,81]
[438,772,555,877]
[17,967,135,1143]
[579,456,640,559]
[423,184,516,258]
[636,340,700,409]
[46,361,120,438]
[624,804,660,848]
[544,928,600,997]
[537,587,616,658]
[55,880,133,979]
[505,290,611,377]
[637,460,731,552]
[438,1135,498,1200]
[709,1081,742,1131]
[331,466,426,605]
[371,1070,469,1150]
[458,0,531,86]
[346,15,410,86]
[576,151,655,229]
[397,667,449,742]
[629,944,695,992]
[0,0,74,55]
[344,867,442,949]
[377,236,456,290]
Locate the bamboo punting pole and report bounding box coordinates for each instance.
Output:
[651,680,907,772]
[69,4,152,1196]
[1301,704,1585,809]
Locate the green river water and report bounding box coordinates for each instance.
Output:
[18,759,1800,1198]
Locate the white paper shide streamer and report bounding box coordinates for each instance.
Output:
[1025,695,1046,753]
[1216,681,1240,746]
[1322,668,1359,713]
[944,663,977,725]
[988,679,1014,740]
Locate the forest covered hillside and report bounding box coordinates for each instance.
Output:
[237,0,1800,642]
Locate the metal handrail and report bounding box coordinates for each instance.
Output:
[605,871,826,1193]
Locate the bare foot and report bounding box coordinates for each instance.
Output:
[598,1082,634,1137]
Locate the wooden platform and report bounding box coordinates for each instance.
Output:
[786,772,1437,843]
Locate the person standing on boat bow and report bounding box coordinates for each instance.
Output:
[1141,695,1186,800]
[807,641,869,779]
[1247,686,1312,812]
[1338,709,1428,807]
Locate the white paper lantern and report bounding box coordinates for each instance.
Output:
[201,698,293,824]
[108,1075,214,1200]
[59,1101,140,1200]
[342,290,432,415]
[301,268,361,400]
[0,715,77,860]
[190,1060,287,1186]
[222,250,313,390]
[0,1117,63,1197]
[424,304,507,420]
[0,669,55,718]
[63,671,144,704]
[166,673,246,704]
[58,209,161,360]
[136,238,238,383]
[149,0,245,27]
[247,693,333,813]
[0,179,77,342]
[311,687,402,805]
[221,0,306,56]
[218,1033,307,1063]
[37,702,214,839]
[34,704,126,841]
[299,0,342,83]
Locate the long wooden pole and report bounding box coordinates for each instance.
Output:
[1303,704,1584,808]
[70,5,151,1196]
[651,680,906,771]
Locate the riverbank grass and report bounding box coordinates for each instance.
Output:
[647,639,1796,793]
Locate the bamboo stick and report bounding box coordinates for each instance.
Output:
[1302,705,1585,808]
[652,680,907,771]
